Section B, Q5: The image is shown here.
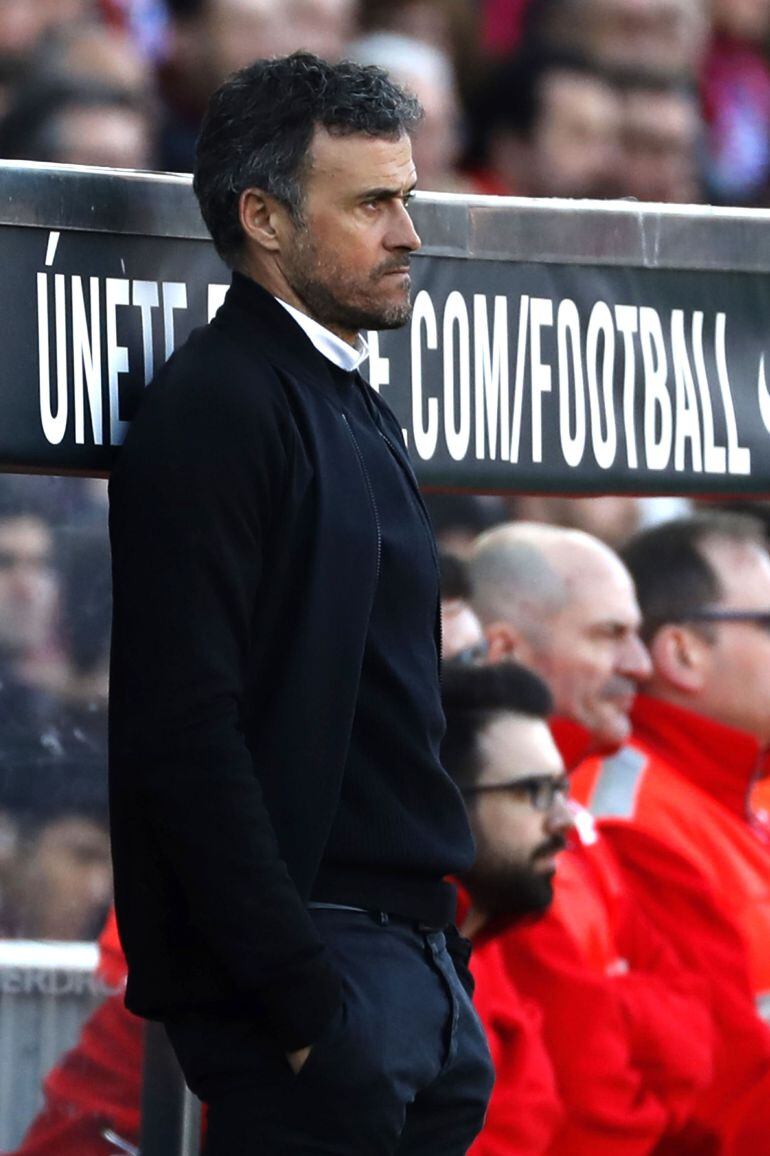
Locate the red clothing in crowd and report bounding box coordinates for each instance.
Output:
[572,694,770,1149]
[572,696,770,1007]
[11,910,144,1156]
[497,817,712,1155]
[466,927,563,1154]
[479,0,533,56]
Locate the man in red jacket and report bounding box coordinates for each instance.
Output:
[572,510,770,1147]
[469,522,747,1153]
[10,909,143,1156]
[441,659,571,1154]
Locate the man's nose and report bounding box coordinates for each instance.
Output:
[619,633,652,684]
[388,200,421,252]
[545,794,575,837]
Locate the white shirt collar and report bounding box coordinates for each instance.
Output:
[275,297,369,372]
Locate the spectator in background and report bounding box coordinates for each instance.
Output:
[471,519,770,1152]
[0,0,91,71]
[0,0,92,116]
[158,0,356,170]
[439,552,487,662]
[535,0,709,81]
[26,19,154,96]
[512,495,644,551]
[349,32,468,192]
[478,0,533,58]
[44,525,111,772]
[357,0,481,97]
[0,493,62,761]
[702,0,770,204]
[0,78,156,168]
[0,500,58,683]
[618,73,704,203]
[471,524,650,750]
[572,513,770,1151]
[442,661,568,1154]
[1,747,111,941]
[469,523,719,1154]
[9,910,144,1156]
[574,513,770,1002]
[464,50,621,197]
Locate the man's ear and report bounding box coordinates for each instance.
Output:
[238,188,289,253]
[484,620,538,665]
[648,624,710,695]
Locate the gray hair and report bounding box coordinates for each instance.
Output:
[470,523,570,642]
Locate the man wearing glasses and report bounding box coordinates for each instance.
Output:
[468,523,714,1154]
[440,660,570,1154]
[572,511,770,1150]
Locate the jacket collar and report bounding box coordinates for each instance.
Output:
[275,296,368,371]
[549,716,597,771]
[631,693,766,818]
[213,273,351,397]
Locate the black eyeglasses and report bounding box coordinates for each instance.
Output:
[462,774,570,813]
[681,609,770,633]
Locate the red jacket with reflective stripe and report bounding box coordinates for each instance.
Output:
[572,695,770,1148]
[488,821,712,1155]
[11,909,144,1156]
[466,930,563,1155]
[572,695,770,1005]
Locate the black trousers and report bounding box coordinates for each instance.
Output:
[165,907,494,1155]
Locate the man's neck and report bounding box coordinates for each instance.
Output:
[238,262,359,347]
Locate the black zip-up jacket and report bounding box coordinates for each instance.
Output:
[108,274,473,1052]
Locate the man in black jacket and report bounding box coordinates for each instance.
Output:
[109,52,492,1154]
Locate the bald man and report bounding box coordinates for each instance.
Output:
[471,522,770,1152]
[469,524,719,1153]
[471,523,650,752]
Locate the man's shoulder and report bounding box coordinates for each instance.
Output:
[573,739,685,825]
[110,320,306,507]
[123,319,300,460]
[155,318,289,408]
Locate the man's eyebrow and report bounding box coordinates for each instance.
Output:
[589,618,635,635]
[358,180,418,201]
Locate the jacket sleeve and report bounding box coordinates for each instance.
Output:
[500,915,669,1156]
[470,939,563,1156]
[109,351,342,1052]
[599,822,770,1150]
[611,896,714,1131]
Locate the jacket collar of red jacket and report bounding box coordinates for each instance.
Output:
[631,693,768,817]
[549,715,625,770]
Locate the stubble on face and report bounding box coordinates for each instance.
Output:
[272,129,420,340]
[284,223,414,334]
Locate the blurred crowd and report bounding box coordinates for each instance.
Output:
[5,484,770,1155]
[0,0,767,205]
[0,0,766,946]
[1,0,767,1151]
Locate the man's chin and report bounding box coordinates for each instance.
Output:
[590,712,632,753]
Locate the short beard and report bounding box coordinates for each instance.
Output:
[463,861,556,922]
[285,228,413,333]
[463,834,566,921]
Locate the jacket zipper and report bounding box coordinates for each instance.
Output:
[340,412,382,582]
[373,429,443,673]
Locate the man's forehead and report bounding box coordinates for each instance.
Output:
[702,536,770,601]
[307,127,417,190]
[557,579,641,631]
[479,713,563,781]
